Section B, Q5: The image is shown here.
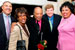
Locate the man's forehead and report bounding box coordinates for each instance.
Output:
[2,1,12,6]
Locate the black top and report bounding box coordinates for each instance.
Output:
[43,14,62,50]
[0,13,16,50]
[26,17,49,50]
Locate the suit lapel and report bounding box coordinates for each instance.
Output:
[0,13,7,39]
[17,23,30,37]
[41,18,44,32]
[45,15,52,32]
[11,16,13,23]
[53,14,57,30]
[33,17,39,31]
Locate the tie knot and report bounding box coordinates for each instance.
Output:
[49,18,51,20]
[6,15,9,17]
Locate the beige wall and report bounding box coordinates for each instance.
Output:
[0,0,46,6]
[0,0,72,14]
[42,0,72,15]
[57,0,72,14]
[42,1,59,14]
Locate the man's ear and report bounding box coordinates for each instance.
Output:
[1,6,3,10]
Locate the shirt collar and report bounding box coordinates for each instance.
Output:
[48,15,54,20]
[3,12,11,17]
[35,20,42,23]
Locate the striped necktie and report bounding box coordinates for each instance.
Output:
[49,18,53,31]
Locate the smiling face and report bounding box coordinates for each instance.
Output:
[17,13,27,25]
[46,8,54,18]
[61,6,71,19]
[2,2,12,16]
[34,7,43,21]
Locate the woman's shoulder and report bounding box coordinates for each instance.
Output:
[71,14,75,21]
[69,14,75,26]
[11,22,21,32]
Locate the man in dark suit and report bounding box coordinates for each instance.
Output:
[27,7,48,50]
[0,1,16,50]
[43,4,62,50]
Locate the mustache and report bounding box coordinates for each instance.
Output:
[6,8,11,10]
[37,17,42,18]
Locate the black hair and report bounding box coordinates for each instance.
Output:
[60,1,74,14]
[15,7,29,21]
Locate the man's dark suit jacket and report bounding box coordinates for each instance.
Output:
[0,13,16,50]
[43,14,62,50]
[27,17,49,50]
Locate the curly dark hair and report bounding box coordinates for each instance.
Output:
[60,1,74,14]
[15,7,29,21]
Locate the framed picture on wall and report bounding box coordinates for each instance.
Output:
[47,0,57,2]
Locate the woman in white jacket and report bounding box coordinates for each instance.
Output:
[9,7,30,50]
